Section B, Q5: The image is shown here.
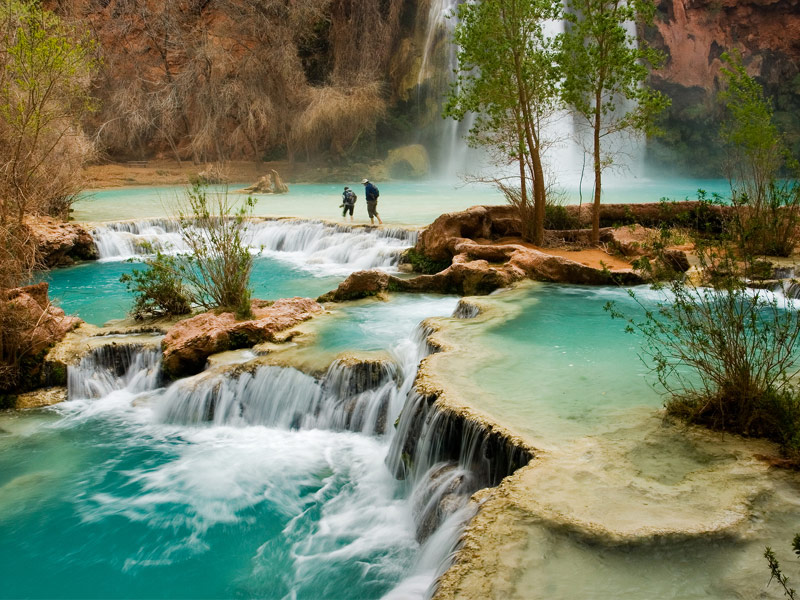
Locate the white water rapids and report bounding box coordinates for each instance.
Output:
[90,218,418,276]
[56,295,521,598]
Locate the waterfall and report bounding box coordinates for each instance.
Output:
[62,302,531,597]
[90,218,417,275]
[68,344,163,400]
[417,0,481,179]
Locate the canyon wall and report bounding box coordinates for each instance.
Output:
[49,0,442,164]
[48,0,800,174]
[643,0,800,175]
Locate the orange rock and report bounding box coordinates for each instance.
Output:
[161,297,323,377]
[25,216,98,267]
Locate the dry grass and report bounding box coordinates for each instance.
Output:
[291,81,386,159]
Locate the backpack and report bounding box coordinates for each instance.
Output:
[345,190,357,203]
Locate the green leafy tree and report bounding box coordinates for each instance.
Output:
[560,0,669,244]
[445,0,562,245]
[0,1,97,226]
[719,51,800,257]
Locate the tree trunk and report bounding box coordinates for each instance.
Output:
[531,149,546,245]
[592,89,602,245]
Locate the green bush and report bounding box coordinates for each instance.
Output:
[608,245,800,453]
[176,183,256,319]
[544,203,579,230]
[120,252,192,321]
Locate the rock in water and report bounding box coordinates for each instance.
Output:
[241,170,289,194]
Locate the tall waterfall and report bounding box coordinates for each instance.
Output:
[90,218,418,275]
[420,3,646,185]
[417,0,482,179]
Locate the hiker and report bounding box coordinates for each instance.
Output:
[340,186,357,221]
[361,178,383,225]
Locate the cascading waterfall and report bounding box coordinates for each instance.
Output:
[417,0,481,179]
[55,301,531,598]
[90,218,417,275]
[68,344,163,400]
[154,307,531,596]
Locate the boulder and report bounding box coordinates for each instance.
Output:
[162,297,323,377]
[417,205,517,262]
[384,144,430,179]
[317,270,392,302]
[26,216,98,267]
[1,282,82,393]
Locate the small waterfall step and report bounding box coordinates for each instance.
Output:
[90,218,419,273]
[68,343,164,399]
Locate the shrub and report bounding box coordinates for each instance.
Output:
[764,534,800,600]
[608,245,800,453]
[176,184,256,319]
[719,52,800,257]
[121,184,257,321]
[120,252,192,321]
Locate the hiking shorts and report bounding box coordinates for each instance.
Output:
[342,203,354,217]
[367,200,379,218]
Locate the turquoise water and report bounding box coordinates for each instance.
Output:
[438,283,662,443]
[0,402,417,599]
[39,258,340,326]
[73,179,731,226]
[317,295,459,354]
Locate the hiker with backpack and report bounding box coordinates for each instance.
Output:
[340,186,357,221]
[361,178,383,225]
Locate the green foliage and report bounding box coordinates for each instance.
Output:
[718,52,800,257]
[120,185,257,321]
[405,248,450,275]
[120,252,191,321]
[764,535,800,599]
[444,0,562,245]
[176,183,257,319]
[559,0,670,243]
[0,1,98,224]
[608,245,800,452]
[544,198,579,230]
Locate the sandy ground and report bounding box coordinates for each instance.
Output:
[83,160,288,189]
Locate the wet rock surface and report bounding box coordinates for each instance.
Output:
[2,282,82,393]
[162,297,324,378]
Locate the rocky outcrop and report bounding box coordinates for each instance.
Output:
[1,282,82,394]
[416,205,519,263]
[26,216,98,267]
[240,170,289,194]
[320,204,683,300]
[319,247,644,301]
[161,297,324,378]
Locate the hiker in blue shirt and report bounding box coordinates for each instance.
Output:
[361,178,383,225]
